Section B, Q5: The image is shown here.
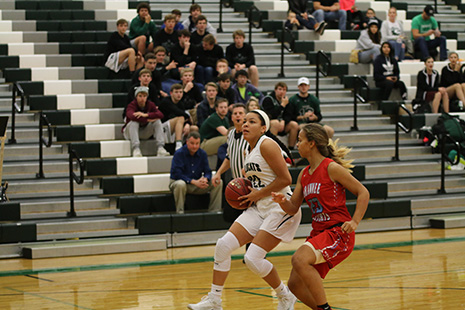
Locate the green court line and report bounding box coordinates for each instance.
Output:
[4,287,94,310]
[0,235,464,278]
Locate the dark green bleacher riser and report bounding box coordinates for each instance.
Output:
[0,202,21,221]
[69,142,101,158]
[43,110,71,126]
[400,114,426,130]
[5,66,109,83]
[101,176,133,195]
[36,20,107,31]
[48,31,112,43]
[0,223,36,243]
[290,165,365,182]
[16,0,84,10]
[56,125,85,142]
[26,9,95,20]
[347,199,411,218]
[0,54,106,69]
[60,43,106,55]
[29,93,127,111]
[118,194,210,214]
[86,158,117,176]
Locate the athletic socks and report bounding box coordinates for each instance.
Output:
[317,303,332,310]
[210,284,223,299]
[274,281,289,297]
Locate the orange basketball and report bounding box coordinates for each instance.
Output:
[225,178,252,210]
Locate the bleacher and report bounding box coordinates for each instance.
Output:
[0,0,464,259]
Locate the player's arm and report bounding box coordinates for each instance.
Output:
[212,157,230,187]
[328,162,369,233]
[272,168,305,215]
[242,139,292,204]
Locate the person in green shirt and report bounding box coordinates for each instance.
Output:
[129,2,157,56]
[200,99,230,155]
[284,77,334,138]
[411,5,447,61]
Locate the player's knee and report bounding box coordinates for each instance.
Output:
[244,244,272,277]
[291,252,306,270]
[214,232,240,272]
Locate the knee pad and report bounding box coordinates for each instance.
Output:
[213,232,240,272]
[244,244,273,278]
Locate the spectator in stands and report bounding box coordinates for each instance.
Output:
[200,99,230,155]
[262,82,300,150]
[182,3,217,35]
[374,42,408,100]
[129,2,157,56]
[381,7,406,61]
[246,97,260,111]
[152,46,179,94]
[211,103,248,223]
[411,5,447,61]
[180,68,203,112]
[161,9,184,31]
[440,52,465,106]
[285,77,334,138]
[415,56,449,113]
[197,82,219,127]
[340,0,363,30]
[286,0,327,34]
[123,86,169,157]
[127,69,162,106]
[105,19,144,75]
[312,0,347,30]
[131,53,166,96]
[226,30,260,87]
[217,73,237,110]
[190,15,211,47]
[197,34,225,85]
[159,84,196,151]
[362,8,382,29]
[231,70,263,104]
[170,29,198,77]
[169,131,222,214]
[154,14,179,54]
[355,19,381,64]
[216,59,230,77]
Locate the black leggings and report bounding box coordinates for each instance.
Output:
[376,79,407,100]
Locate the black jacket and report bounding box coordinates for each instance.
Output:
[415,68,440,100]
[440,64,463,87]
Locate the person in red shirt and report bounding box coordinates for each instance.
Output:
[272,123,369,310]
[123,86,169,157]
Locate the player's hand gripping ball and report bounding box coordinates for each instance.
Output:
[225,178,252,210]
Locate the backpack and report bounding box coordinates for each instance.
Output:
[432,113,465,142]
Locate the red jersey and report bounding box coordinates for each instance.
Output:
[301,158,352,233]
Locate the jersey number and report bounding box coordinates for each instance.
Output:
[248,175,264,188]
[309,198,323,214]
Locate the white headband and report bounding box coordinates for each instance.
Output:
[251,110,270,132]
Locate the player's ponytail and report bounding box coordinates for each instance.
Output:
[301,123,353,171]
[265,131,294,166]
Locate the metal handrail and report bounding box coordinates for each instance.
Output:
[392,103,413,161]
[217,0,234,33]
[36,111,53,179]
[278,25,295,78]
[315,50,331,98]
[9,83,27,144]
[68,147,85,217]
[438,134,461,194]
[352,76,369,131]
[247,5,262,46]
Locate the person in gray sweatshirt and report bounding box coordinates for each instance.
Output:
[380,7,406,61]
[355,19,381,63]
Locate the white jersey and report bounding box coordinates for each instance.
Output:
[244,135,292,212]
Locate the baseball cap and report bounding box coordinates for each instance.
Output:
[424,5,434,16]
[297,77,310,86]
[135,86,149,96]
[367,19,379,27]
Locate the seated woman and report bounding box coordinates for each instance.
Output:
[380,7,406,61]
[415,56,449,113]
[440,52,465,107]
[355,19,381,64]
[373,42,407,100]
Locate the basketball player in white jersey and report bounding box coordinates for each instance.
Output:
[188,109,301,310]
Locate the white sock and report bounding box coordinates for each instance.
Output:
[275,281,288,297]
[210,284,223,298]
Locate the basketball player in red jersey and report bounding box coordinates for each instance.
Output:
[272,123,369,310]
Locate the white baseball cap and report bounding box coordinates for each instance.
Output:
[297,77,310,86]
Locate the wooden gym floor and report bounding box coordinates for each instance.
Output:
[0,228,464,309]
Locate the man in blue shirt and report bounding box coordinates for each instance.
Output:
[169,131,223,214]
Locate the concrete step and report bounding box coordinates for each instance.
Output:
[336,131,413,144]
[4,144,64,159]
[37,228,139,240]
[347,146,435,162]
[388,176,465,197]
[3,160,70,176]
[430,214,465,229]
[324,116,393,129]
[365,161,446,179]
[22,235,166,259]
[36,218,129,234]
[7,178,95,195]
[411,194,465,215]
